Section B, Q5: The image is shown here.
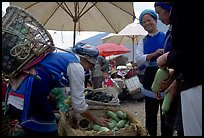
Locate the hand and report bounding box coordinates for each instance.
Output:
[157,52,169,68]
[156,91,163,100]
[159,69,174,91]
[81,110,109,127]
[156,80,170,100]
[159,78,171,91]
[147,49,164,61]
[93,117,109,127]
[156,75,171,100]
[155,48,164,56]
[165,80,178,102]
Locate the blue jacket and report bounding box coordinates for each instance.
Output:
[143,32,166,62]
[142,32,166,98]
[8,52,80,132]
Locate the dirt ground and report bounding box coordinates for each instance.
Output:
[118,99,162,136]
[119,98,180,136]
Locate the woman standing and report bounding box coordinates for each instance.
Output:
[156,2,202,136]
[135,9,169,136]
[154,2,184,136]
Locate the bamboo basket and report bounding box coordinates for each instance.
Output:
[86,87,120,107]
[125,76,142,94]
[2,6,55,80]
[58,106,149,136]
[86,99,119,107]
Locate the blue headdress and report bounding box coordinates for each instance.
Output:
[154,2,172,11]
[139,9,157,25]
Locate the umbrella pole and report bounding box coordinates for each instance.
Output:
[135,36,138,62]
[73,21,77,46]
[132,37,135,61]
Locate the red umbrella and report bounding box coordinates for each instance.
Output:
[96,43,130,57]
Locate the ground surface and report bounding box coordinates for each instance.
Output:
[119,99,162,136]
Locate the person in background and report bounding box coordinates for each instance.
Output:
[156,2,202,136]
[109,59,117,78]
[92,55,110,89]
[5,44,109,136]
[84,69,92,88]
[110,69,118,79]
[135,9,169,136]
[125,61,138,79]
[102,71,114,87]
[102,70,119,89]
[154,2,184,136]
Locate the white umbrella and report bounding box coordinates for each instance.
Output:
[10,2,136,46]
[102,21,148,61]
[2,11,5,17]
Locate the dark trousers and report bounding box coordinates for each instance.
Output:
[143,67,174,136]
[85,77,92,88]
[145,96,174,136]
[23,128,58,136]
[165,93,184,136]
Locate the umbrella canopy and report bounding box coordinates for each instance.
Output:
[102,21,148,61]
[106,54,128,66]
[2,11,5,17]
[96,43,130,57]
[10,2,136,46]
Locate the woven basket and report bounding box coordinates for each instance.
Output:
[58,106,149,136]
[86,99,119,107]
[2,6,55,80]
[86,87,120,107]
[125,76,142,94]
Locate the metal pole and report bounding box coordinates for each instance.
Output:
[132,37,135,61]
[73,21,76,46]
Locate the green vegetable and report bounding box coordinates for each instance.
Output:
[92,124,102,131]
[111,126,118,131]
[108,119,117,130]
[108,118,114,122]
[64,96,72,106]
[162,92,172,115]
[116,119,127,128]
[151,68,170,92]
[124,121,130,128]
[107,111,120,122]
[116,110,127,119]
[50,87,69,112]
[98,127,110,132]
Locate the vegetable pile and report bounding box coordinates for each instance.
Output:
[91,110,130,132]
[84,89,114,103]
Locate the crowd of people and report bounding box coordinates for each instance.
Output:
[2,2,202,136]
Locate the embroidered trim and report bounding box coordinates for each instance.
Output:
[8,92,24,98]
